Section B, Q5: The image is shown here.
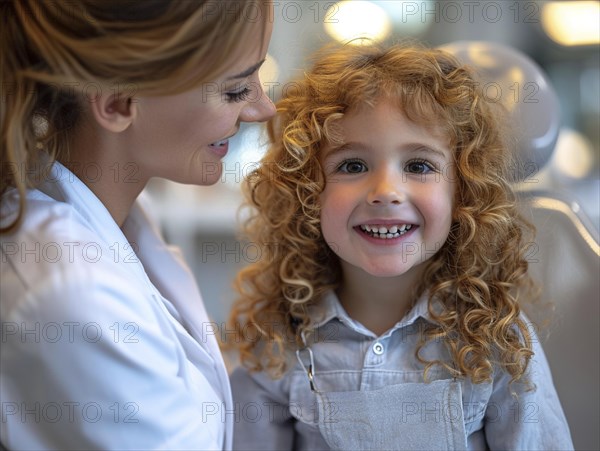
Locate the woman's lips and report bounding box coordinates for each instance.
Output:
[208,139,229,157]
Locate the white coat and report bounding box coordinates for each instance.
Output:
[0,162,233,450]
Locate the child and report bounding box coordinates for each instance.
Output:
[228,43,573,450]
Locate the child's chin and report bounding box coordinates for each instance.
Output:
[363,265,412,278]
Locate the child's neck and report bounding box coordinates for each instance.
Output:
[336,264,424,337]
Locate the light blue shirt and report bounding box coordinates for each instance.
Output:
[231,290,574,450]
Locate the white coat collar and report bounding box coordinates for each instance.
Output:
[42,162,129,248]
[38,161,151,284]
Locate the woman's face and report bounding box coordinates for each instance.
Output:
[125,19,276,186]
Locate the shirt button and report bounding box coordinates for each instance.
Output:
[372,342,385,355]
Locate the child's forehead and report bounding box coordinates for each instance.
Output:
[318,105,453,161]
[337,98,451,142]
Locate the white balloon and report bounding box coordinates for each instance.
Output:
[438,41,561,182]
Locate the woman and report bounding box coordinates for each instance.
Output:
[0,1,275,449]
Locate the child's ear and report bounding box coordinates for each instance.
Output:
[89,94,137,133]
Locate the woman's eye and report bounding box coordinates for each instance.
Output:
[338,160,367,174]
[406,160,435,174]
[225,87,251,103]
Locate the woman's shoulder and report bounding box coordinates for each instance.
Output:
[2,186,98,242]
[4,192,103,270]
[1,189,155,326]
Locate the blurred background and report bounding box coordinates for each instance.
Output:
[145,1,599,448]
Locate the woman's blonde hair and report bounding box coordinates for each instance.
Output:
[1,0,270,232]
[229,42,536,385]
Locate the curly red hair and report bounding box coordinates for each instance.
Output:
[228,42,535,384]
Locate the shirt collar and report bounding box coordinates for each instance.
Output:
[40,161,127,247]
[38,161,152,284]
[307,289,436,337]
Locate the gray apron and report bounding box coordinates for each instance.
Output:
[297,344,468,450]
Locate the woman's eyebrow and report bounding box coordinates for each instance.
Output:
[226,59,266,80]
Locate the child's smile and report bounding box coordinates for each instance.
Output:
[358,223,414,240]
[319,98,456,279]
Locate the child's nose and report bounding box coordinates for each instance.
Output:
[366,172,405,205]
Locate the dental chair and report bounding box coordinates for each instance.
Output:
[441,42,600,450]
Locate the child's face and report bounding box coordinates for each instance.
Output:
[319,99,455,279]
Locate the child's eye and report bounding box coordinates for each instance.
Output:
[405,159,435,174]
[225,86,251,103]
[337,159,367,174]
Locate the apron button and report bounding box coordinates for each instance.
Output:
[372,342,384,355]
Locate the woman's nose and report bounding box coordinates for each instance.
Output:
[239,86,276,123]
[367,172,405,205]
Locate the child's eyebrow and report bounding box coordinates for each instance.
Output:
[407,145,449,160]
[324,142,450,159]
[323,142,366,157]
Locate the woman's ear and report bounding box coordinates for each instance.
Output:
[89,93,137,133]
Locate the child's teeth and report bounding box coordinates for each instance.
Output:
[359,223,414,239]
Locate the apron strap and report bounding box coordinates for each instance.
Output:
[295,329,319,392]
